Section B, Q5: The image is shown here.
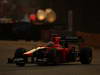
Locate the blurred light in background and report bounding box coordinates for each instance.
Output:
[29,14,36,21]
[36,9,46,21]
[46,8,56,23]
[2,0,8,4]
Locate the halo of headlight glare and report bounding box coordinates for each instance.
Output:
[45,8,53,14]
[36,8,56,23]
[46,9,56,23]
[37,9,46,21]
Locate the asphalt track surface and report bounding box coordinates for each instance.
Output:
[0,41,100,75]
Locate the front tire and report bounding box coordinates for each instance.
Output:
[14,48,28,62]
[15,58,25,67]
[14,48,27,66]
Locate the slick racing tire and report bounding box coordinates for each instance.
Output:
[15,48,27,57]
[14,48,28,63]
[15,58,25,67]
[80,47,92,64]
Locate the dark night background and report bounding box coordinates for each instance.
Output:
[0,0,100,40]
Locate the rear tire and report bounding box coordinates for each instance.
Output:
[80,47,92,64]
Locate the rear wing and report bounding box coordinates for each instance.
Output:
[64,36,84,43]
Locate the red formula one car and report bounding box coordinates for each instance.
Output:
[8,36,92,66]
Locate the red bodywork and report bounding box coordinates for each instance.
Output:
[47,36,71,61]
[24,36,72,62]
